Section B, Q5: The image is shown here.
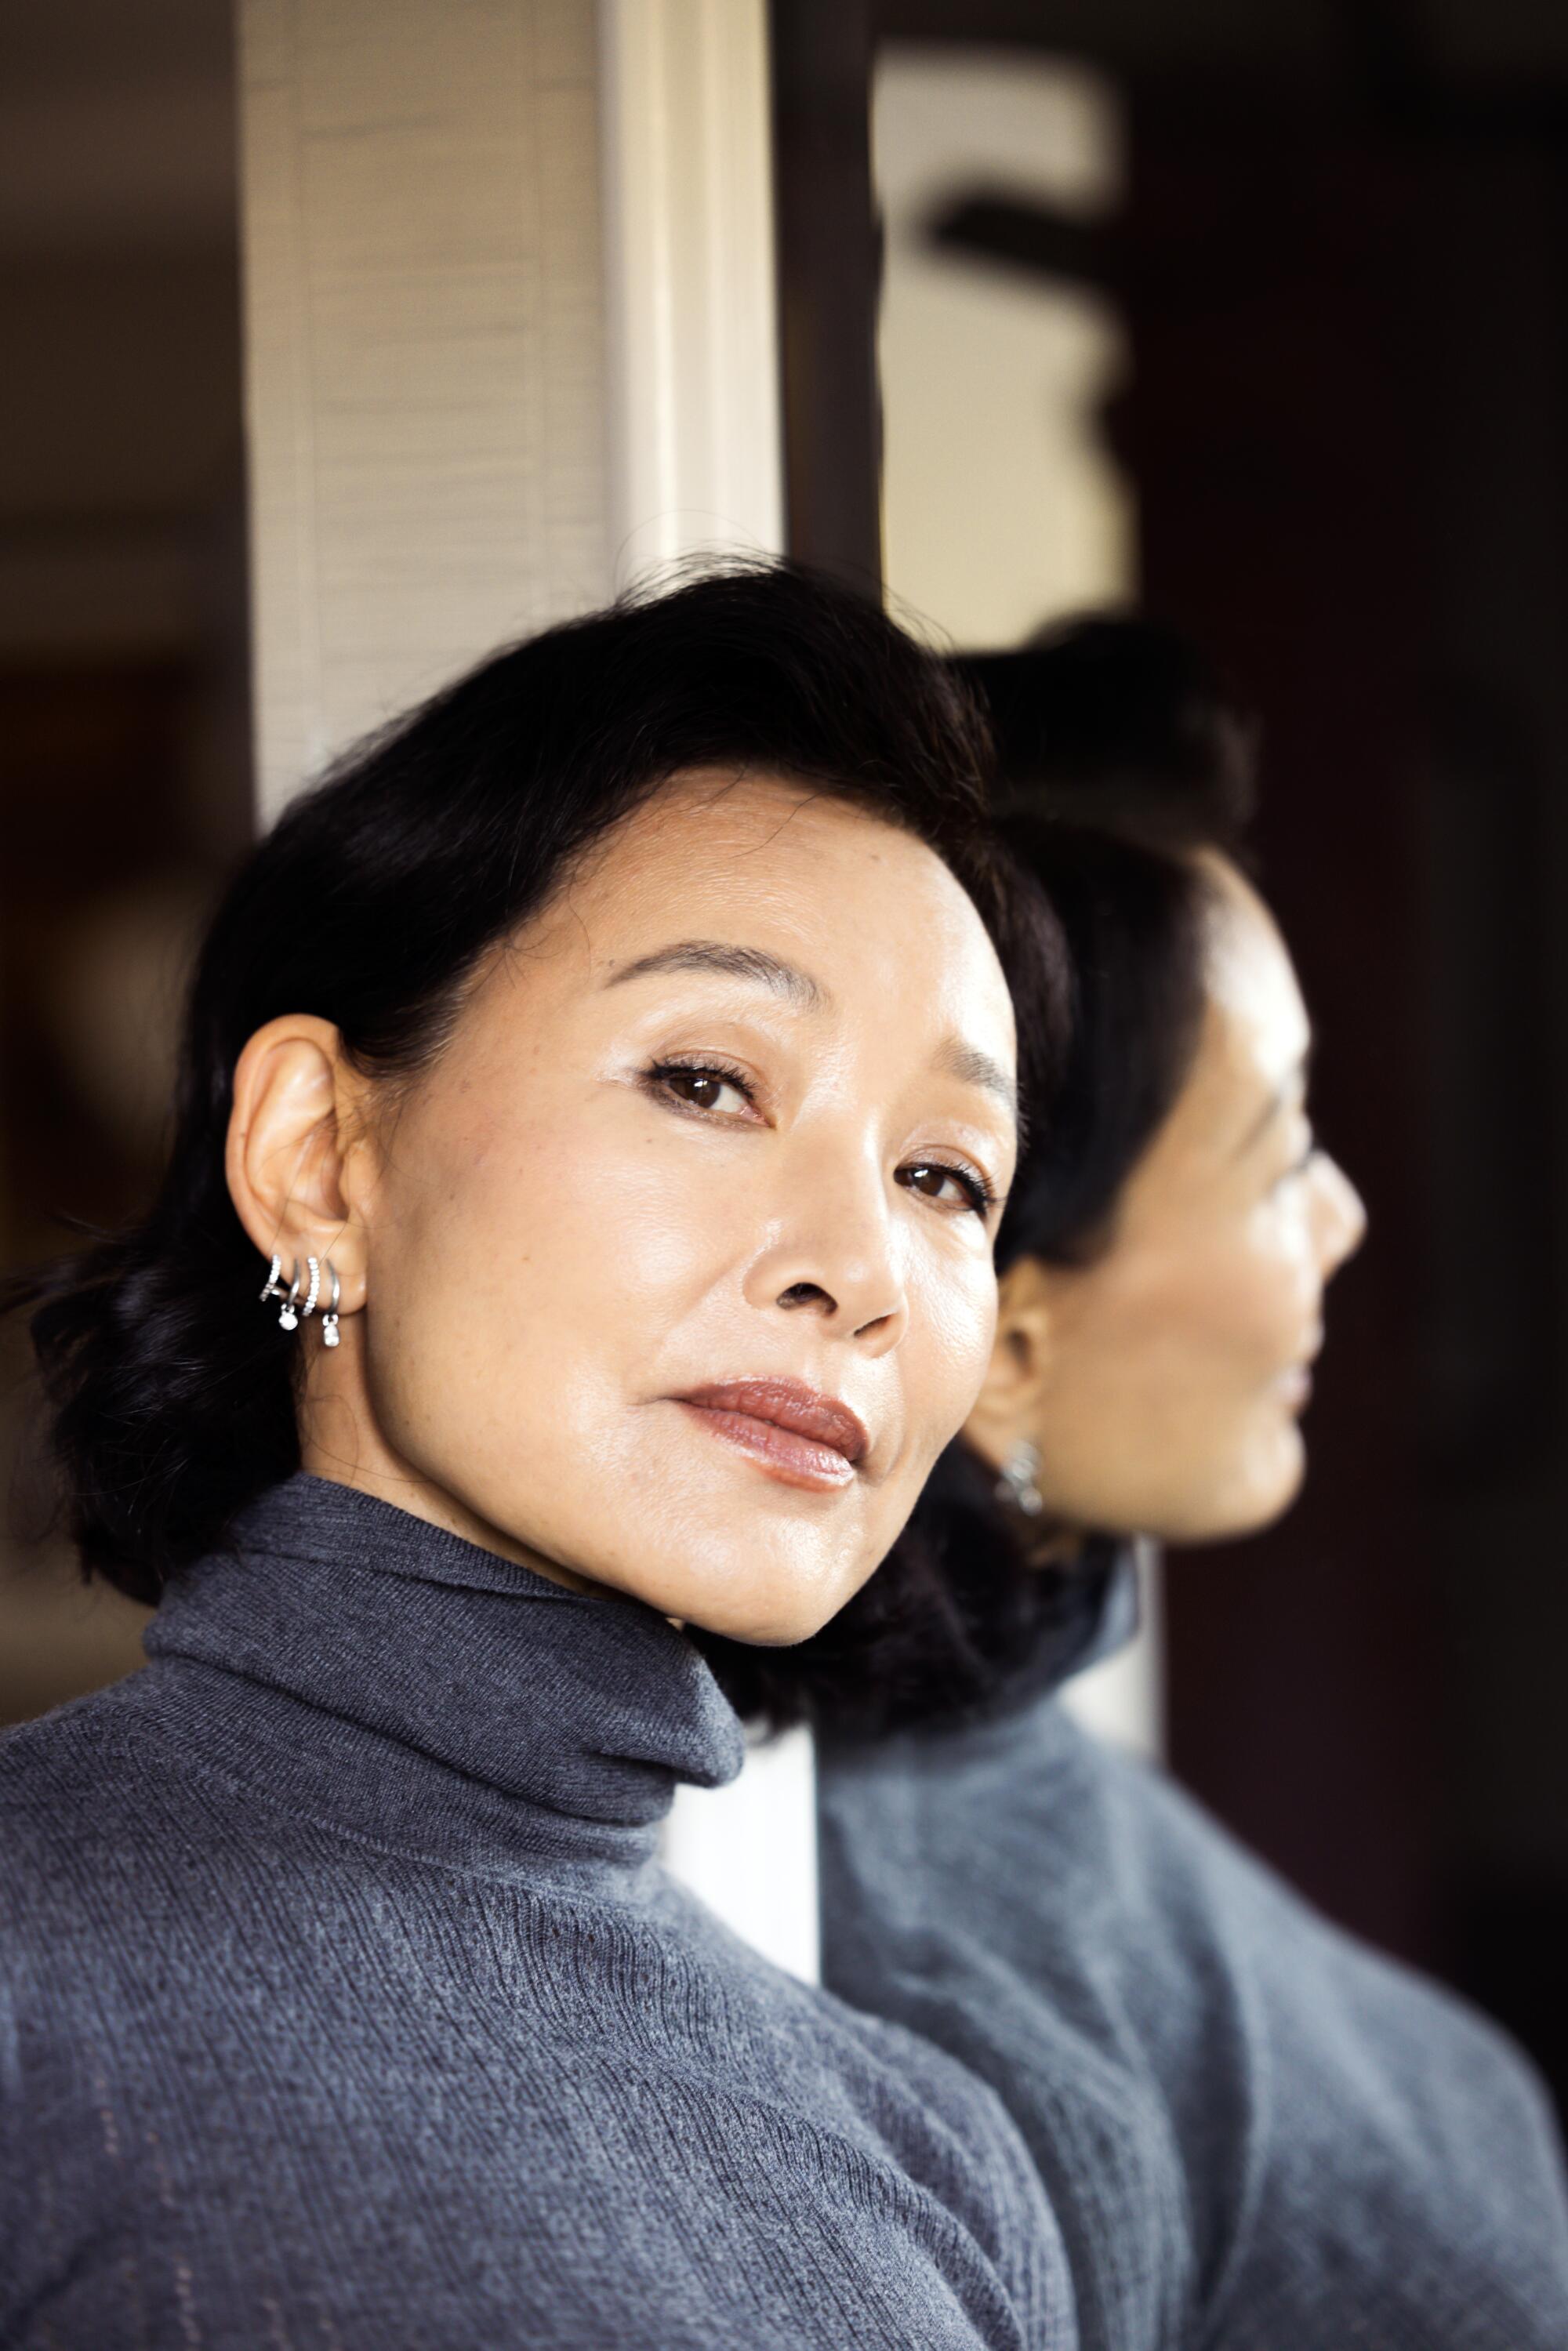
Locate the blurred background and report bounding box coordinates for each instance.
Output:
[4,0,1567,2112]
[0,0,251,1709]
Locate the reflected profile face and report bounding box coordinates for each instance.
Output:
[974,854,1366,1544]
[325,775,1018,1642]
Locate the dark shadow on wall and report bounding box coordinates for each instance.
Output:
[0,0,252,1725]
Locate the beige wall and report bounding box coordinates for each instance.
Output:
[874,45,1133,651]
[239,0,615,821]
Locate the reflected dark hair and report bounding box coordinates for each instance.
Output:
[699,615,1258,1737]
[964,611,1257,851]
[9,561,1061,1605]
[991,815,1214,1274]
[971,615,1255,1273]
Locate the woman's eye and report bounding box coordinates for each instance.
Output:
[648,1061,757,1118]
[1270,1138,1317,1198]
[898,1160,993,1217]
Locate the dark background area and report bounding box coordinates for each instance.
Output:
[775,0,1568,2109]
[0,0,250,1718]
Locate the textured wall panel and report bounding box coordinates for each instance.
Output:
[238,0,612,818]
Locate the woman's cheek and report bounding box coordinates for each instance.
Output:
[472,1098,679,1297]
[585,1175,763,1363]
[911,1246,1000,1446]
[1242,1201,1322,1348]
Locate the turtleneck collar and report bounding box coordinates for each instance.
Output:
[1001,1533,1144,1711]
[138,1474,746,1889]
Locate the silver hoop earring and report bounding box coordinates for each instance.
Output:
[996,1439,1045,1518]
[297,1256,321,1324]
[259,1253,287,1307]
[321,1260,341,1349]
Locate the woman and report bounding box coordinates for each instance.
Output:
[0,567,1069,2350]
[709,621,1568,2349]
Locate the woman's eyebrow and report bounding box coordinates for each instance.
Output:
[932,1036,1018,1123]
[1232,1041,1314,1159]
[603,940,826,1009]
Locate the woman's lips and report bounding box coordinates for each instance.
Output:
[673,1379,868,1494]
[1269,1324,1323,1414]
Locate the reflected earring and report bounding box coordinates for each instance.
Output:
[996,1439,1045,1518]
[320,1260,341,1349]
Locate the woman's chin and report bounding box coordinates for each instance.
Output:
[1174,1427,1308,1546]
[1089,1420,1308,1551]
[641,1544,866,1649]
[672,1581,852,1650]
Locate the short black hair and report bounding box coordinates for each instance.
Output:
[699,615,1258,1737]
[978,615,1256,1272]
[964,611,1256,849]
[9,561,1061,1605]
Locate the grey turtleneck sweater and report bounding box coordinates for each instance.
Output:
[817,1556,1568,2351]
[0,1476,1069,2351]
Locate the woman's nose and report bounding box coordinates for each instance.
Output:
[744,1159,909,1353]
[1312,1152,1368,1278]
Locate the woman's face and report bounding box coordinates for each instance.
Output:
[967,854,1365,1544]
[237,774,1018,1643]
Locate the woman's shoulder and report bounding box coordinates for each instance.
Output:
[2,1729,1070,2351]
[826,1689,1555,2093]
[822,1693,1568,2340]
[0,1678,191,1978]
[1,1677,152,1844]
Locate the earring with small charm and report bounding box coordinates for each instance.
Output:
[995,1439,1045,1518]
[321,1260,342,1348]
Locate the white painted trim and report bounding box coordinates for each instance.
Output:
[597,0,784,585]
[597,0,808,1975]
[662,1727,821,1985]
[1060,1538,1166,1761]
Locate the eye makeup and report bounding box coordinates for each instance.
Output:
[637,1054,1000,1219]
[897,1159,996,1217]
[641,1054,764,1120]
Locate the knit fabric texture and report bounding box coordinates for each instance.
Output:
[818,1644,1568,2351]
[0,1475,1073,2351]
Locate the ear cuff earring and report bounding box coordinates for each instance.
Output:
[995,1439,1045,1519]
[260,1254,289,1315]
[260,1253,343,1343]
[297,1257,321,1327]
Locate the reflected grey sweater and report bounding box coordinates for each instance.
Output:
[0,1477,1070,2351]
[818,1559,1568,2351]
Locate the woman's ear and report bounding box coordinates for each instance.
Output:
[963,1254,1054,1472]
[225,1015,371,1312]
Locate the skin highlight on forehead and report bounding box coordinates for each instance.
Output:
[1200,857,1308,1036]
[1189,856,1313,1163]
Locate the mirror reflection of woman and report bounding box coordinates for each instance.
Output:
[0,568,1066,2351]
[710,622,1568,2349]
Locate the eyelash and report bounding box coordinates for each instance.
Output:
[641,1058,997,1218]
[900,1160,996,1217]
[644,1055,760,1116]
[1272,1137,1317,1195]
